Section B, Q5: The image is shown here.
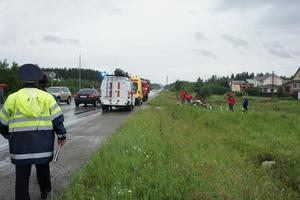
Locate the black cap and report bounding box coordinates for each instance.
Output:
[18,64,43,81]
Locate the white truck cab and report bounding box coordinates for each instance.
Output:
[100,75,134,111]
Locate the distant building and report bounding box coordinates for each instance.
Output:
[245,79,255,87]
[229,80,247,92]
[246,74,284,96]
[286,67,300,99]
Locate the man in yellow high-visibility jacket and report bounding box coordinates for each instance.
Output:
[0,64,67,200]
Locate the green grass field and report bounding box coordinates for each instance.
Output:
[61,92,300,200]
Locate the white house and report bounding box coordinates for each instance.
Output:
[252,74,283,87]
[249,74,284,95]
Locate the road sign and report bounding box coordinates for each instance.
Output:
[49,71,56,79]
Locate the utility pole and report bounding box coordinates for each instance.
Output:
[166,75,168,86]
[79,54,81,90]
[165,75,169,91]
[271,71,275,97]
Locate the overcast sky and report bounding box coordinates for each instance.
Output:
[1,0,300,84]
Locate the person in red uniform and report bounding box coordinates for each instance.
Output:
[185,93,193,104]
[179,90,187,104]
[227,93,236,111]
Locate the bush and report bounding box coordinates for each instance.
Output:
[235,91,244,97]
[276,86,289,98]
[245,87,260,96]
[212,86,230,95]
[197,87,211,97]
[196,84,229,97]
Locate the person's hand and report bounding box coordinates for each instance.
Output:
[58,138,66,146]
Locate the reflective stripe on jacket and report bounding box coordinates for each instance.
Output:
[0,88,67,165]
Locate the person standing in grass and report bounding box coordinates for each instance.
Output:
[179,90,187,104]
[227,93,236,111]
[242,94,249,112]
[185,93,193,104]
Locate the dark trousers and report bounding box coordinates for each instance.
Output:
[15,163,51,200]
[0,94,3,104]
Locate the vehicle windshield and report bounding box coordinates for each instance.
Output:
[79,89,96,94]
[47,88,60,93]
[132,82,138,91]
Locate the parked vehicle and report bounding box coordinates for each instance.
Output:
[75,88,100,107]
[142,79,151,102]
[100,75,134,111]
[130,75,143,105]
[47,86,72,104]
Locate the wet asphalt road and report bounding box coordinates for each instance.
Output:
[0,90,161,200]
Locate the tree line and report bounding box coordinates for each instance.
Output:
[42,67,101,81]
[0,60,160,96]
[168,72,289,98]
[0,60,103,95]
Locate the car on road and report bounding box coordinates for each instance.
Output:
[47,86,72,104]
[75,88,100,107]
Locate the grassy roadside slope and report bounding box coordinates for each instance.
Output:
[62,92,300,200]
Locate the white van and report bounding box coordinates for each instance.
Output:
[100,75,134,111]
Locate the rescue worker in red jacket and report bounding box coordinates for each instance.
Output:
[179,90,187,104]
[227,93,236,111]
[0,64,67,200]
[185,93,193,104]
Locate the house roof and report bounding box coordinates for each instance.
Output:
[255,75,270,81]
[246,79,255,84]
[292,67,300,80]
[282,80,291,85]
[254,74,284,82]
[230,80,245,84]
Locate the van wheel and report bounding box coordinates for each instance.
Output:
[135,99,139,106]
[67,97,71,105]
[75,103,79,107]
[127,106,132,111]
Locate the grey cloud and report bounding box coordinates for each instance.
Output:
[217,0,300,10]
[42,35,80,45]
[70,0,123,15]
[291,50,300,56]
[217,0,271,10]
[109,8,123,15]
[221,34,248,48]
[264,42,292,58]
[29,40,37,46]
[194,32,208,41]
[216,0,300,28]
[192,49,218,60]
[0,38,16,45]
